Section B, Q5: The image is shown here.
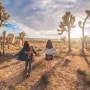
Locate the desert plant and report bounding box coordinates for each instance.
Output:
[60,36,66,45]
[42,71,51,84]
[85,71,90,85]
[15,86,26,90]
[0,1,10,55]
[0,1,10,26]
[57,12,75,52]
[77,69,86,75]
[84,35,87,48]
[78,10,90,53]
[0,36,2,49]
[19,32,26,46]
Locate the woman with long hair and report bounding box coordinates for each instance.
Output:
[40,39,57,72]
[13,41,38,77]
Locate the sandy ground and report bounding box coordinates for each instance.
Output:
[0,42,90,90]
[0,55,90,90]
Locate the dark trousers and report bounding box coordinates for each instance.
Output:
[25,60,32,74]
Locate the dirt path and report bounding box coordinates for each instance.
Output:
[0,55,90,90]
[0,54,60,89]
[0,55,44,89]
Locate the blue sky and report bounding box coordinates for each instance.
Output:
[0,0,90,39]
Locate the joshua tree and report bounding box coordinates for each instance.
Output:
[0,0,10,55]
[2,30,6,55]
[0,36,2,49]
[19,32,26,46]
[78,10,90,53]
[0,0,10,27]
[57,12,75,52]
[84,35,87,48]
[60,36,66,45]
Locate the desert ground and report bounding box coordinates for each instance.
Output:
[0,40,90,90]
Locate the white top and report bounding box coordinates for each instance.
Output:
[41,47,56,55]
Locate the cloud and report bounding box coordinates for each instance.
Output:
[1,0,90,39]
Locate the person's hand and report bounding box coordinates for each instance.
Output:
[38,52,41,56]
[11,54,14,58]
[36,53,40,56]
[32,59,34,63]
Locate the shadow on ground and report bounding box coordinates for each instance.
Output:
[30,57,71,90]
[76,71,90,90]
[0,53,12,64]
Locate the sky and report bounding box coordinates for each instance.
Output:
[0,0,90,39]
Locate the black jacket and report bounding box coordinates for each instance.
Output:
[13,46,37,58]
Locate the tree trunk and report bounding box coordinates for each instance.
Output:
[22,38,24,46]
[2,37,5,55]
[68,27,71,52]
[82,27,84,53]
[1,41,2,49]
[82,15,89,53]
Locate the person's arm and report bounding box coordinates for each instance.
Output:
[28,52,30,59]
[12,49,22,58]
[39,47,46,55]
[31,46,38,55]
[53,48,59,55]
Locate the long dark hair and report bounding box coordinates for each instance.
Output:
[46,40,53,49]
[22,41,30,51]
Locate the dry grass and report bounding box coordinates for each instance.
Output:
[0,40,90,90]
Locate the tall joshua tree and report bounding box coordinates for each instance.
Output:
[0,36,2,49]
[60,36,66,45]
[84,35,87,48]
[19,32,26,46]
[0,1,10,26]
[0,0,10,55]
[78,10,90,53]
[57,12,75,52]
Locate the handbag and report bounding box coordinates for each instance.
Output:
[45,54,53,60]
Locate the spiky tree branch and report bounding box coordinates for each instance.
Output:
[0,1,10,27]
[19,32,26,46]
[57,12,75,52]
[78,10,90,53]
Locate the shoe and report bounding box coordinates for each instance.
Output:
[26,74,30,78]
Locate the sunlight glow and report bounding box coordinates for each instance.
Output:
[70,28,82,38]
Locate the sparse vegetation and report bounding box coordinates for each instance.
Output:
[77,69,86,75]
[0,40,90,90]
[57,12,75,52]
[85,71,90,85]
[78,10,90,53]
[0,2,90,89]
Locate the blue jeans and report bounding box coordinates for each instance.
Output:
[25,60,32,74]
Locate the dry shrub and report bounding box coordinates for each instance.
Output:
[70,48,81,55]
[15,86,26,90]
[38,61,45,68]
[77,69,86,75]
[85,71,90,85]
[9,85,15,90]
[42,71,52,84]
[54,54,60,59]
[33,60,45,69]
[36,48,42,52]
[77,69,90,85]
